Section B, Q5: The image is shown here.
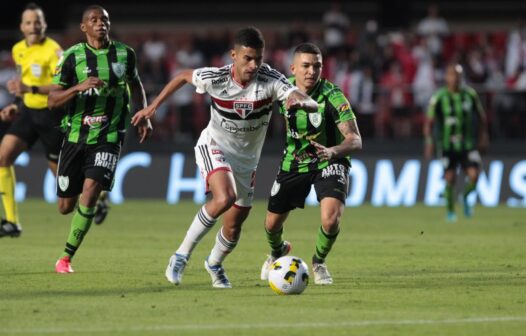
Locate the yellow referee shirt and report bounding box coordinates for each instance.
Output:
[12,37,62,109]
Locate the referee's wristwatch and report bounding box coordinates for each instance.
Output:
[31,85,38,94]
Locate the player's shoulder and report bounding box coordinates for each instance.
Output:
[195,65,230,80]
[320,78,343,96]
[257,63,287,81]
[432,87,448,99]
[62,42,86,56]
[462,85,478,97]
[111,40,135,54]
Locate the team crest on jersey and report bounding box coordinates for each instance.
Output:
[270,181,280,196]
[233,101,254,118]
[308,112,322,128]
[111,62,126,78]
[58,175,69,191]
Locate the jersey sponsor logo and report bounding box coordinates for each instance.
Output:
[445,116,457,126]
[58,175,69,191]
[111,62,126,78]
[270,181,280,196]
[83,115,109,129]
[220,119,268,134]
[308,112,322,128]
[233,101,254,118]
[211,77,228,85]
[94,152,118,172]
[321,163,347,184]
[211,149,223,155]
[338,103,350,113]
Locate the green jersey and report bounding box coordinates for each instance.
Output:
[427,86,484,153]
[53,41,139,145]
[279,78,356,173]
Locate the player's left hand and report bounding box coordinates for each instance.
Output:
[285,96,304,110]
[136,118,153,143]
[310,140,336,161]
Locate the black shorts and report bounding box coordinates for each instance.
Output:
[267,162,350,214]
[442,150,482,171]
[6,105,63,162]
[56,141,122,198]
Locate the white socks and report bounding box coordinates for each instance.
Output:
[207,228,238,266]
[176,206,217,256]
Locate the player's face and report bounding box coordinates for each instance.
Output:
[81,9,111,41]
[231,46,263,84]
[445,65,462,90]
[20,9,46,45]
[291,52,322,92]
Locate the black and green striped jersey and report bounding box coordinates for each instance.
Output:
[427,86,484,153]
[279,78,356,173]
[52,40,139,145]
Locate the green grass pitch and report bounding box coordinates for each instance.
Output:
[1,200,525,335]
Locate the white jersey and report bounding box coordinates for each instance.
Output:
[192,63,295,168]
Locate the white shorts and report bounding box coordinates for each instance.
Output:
[194,130,256,207]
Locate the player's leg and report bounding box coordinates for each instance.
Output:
[166,137,236,285]
[444,169,457,222]
[55,142,117,273]
[204,204,249,288]
[260,171,311,280]
[311,163,349,285]
[0,134,28,237]
[56,179,102,273]
[462,150,482,218]
[204,166,258,288]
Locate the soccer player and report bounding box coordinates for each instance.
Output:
[423,63,489,222]
[259,43,362,285]
[48,5,151,273]
[0,3,63,238]
[131,27,318,288]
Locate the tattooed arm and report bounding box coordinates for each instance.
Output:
[311,119,362,161]
[285,89,318,112]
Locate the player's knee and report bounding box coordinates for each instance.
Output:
[213,192,236,212]
[58,203,75,215]
[321,211,341,233]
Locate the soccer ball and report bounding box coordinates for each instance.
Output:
[268,256,309,295]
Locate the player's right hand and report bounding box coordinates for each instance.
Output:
[76,77,106,92]
[0,104,18,122]
[131,105,156,126]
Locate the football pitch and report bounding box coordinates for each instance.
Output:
[1,200,525,335]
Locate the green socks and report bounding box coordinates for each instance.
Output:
[313,226,339,264]
[445,184,454,213]
[61,205,96,259]
[265,227,284,258]
[463,180,476,199]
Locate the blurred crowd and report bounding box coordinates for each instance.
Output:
[1,3,525,143]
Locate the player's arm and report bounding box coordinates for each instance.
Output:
[47,77,105,109]
[128,77,152,143]
[311,119,362,161]
[285,89,318,112]
[474,91,489,153]
[131,69,194,126]
[423,94,437,160]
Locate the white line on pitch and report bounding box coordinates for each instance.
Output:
[1,316,525,334]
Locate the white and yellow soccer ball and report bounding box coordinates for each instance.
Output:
[268,256,309,295]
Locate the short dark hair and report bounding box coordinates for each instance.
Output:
[234,27,265,49]
[25,2,42,11]
[293,43,322,56]
[82,4,107,21]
